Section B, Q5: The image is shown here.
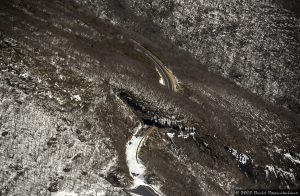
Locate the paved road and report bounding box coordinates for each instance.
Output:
[135,127,156,164]
[131,185,160,196]
[130,39,177,92]
[131,127,162,196]
[127,40,178,196]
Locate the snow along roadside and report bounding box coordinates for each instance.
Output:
[126,123,164,195]
[155,67,165,86]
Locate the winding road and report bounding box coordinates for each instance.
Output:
[130,39,178,91]
[126,40,178,196]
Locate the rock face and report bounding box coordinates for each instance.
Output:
[0,0,299,196]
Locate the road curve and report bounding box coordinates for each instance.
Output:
[130,39,178,92]
[126,126,163,196]
[135,127,156,164]
[126,40,179,196]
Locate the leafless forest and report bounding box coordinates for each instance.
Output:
[0,0,299,195]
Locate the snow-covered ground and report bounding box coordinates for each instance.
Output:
[126,123,147,187]
[53,190,105,196]
[284,152,300,165]
[274,146,300,165]
[126,123,164,195]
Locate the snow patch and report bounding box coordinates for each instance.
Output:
[155,67,165,86]
[72,95,81,102]
[125,123,164,195]
[166,132,175,139]
[265,165,295,182]
[284,152,300,165]
[19,72,30,79]
[177,130,195,139]
[273,146,300,165]
[53,190,105,196]
[126,123,147,187]
[226,147,252,165]
[53,191,77,196]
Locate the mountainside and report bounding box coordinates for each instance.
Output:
[0,0,299,195]
[76,0,300,114]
